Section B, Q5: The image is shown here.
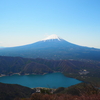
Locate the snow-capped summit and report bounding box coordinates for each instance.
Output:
[42,34,62,41]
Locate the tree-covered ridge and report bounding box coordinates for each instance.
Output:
[16,83,100,100]
[0,56,100,84]
[0,82,35,100]
[0,56,53,75]
[0,82,100,100]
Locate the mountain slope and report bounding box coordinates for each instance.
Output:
[0,34,100,60]
[0,82,35,100]
[0,56,100,84]
[0,56,100,76]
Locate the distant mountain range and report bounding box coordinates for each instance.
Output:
[0,34,100,60]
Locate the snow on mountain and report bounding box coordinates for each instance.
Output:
[41,34,63,41]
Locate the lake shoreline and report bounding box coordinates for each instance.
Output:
[0,71,62,77]
[0,72,81,88]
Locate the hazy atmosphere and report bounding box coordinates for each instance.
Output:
[0,0,100,48]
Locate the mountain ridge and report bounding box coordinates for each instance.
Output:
[0,56,100,84]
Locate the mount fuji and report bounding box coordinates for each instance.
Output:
[0,34,100,60]
[16,34,78,49]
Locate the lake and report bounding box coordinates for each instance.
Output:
[0,73,81,88]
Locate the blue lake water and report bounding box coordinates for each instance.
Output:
[0,73,81,88]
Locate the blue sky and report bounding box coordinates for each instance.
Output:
[0,0,100,48]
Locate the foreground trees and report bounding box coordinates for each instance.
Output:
[20,93,100,100]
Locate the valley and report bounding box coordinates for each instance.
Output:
[0,56,100,84]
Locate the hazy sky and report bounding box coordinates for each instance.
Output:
[0,0,100,48]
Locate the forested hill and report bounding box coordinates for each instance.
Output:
[0,56,100,84]
[0,82,35,100]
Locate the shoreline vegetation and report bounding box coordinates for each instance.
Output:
[0,72,48,77]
